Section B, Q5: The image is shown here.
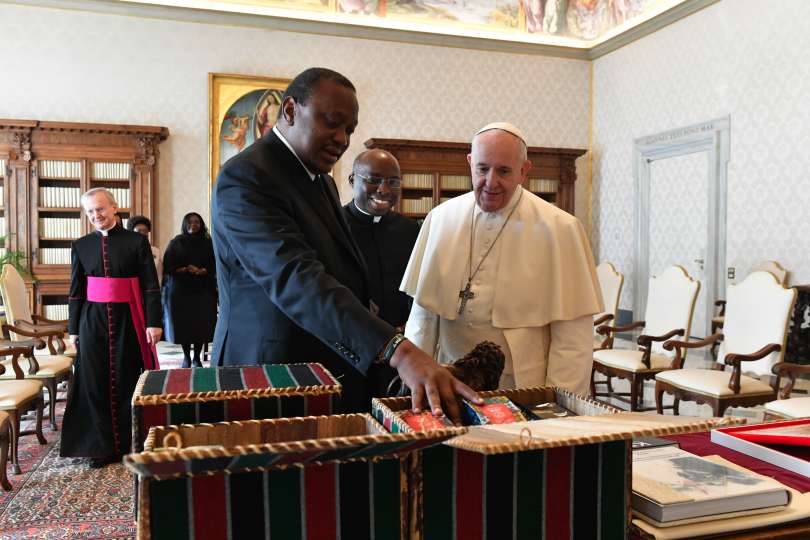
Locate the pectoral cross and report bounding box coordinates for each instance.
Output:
[458,280,475,316]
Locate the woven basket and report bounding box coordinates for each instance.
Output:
[373,386,742,540]
[126,413,465,540]
[130,363,341,452]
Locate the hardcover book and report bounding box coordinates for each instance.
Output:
[632,436,680,451]
[632,447,790,525]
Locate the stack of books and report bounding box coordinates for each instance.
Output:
[632,446,791,527]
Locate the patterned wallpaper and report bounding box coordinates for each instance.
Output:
[0,3,590,253]
[593,0,810,313]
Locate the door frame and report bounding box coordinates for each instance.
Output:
[634,116,730,337]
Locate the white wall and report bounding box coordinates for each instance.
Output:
[0,3,590,252]
[593,0,810,311]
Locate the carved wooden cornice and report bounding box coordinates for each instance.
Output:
[135,135,160,167]
[0,119,168,140]
[365,138,586,158]
[12,131,33,162]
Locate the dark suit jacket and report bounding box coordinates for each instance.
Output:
[211,130,394,411]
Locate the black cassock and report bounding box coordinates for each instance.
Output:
[161,232,217,344]
[342,203,420,328]
[61,226,161,458]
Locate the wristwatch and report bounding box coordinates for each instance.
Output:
[380,333,408,365]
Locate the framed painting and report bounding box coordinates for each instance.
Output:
[208,73,291,199]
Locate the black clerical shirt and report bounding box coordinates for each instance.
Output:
[342,203,420,328]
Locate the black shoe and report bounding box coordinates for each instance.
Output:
[192,359,203,368]
[88,455,118,468]
[181,357,191,368]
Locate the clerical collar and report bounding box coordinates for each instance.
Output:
[474,186,524,218]
[273,125,316,181]
[97,224,117,236]
[353,201,383,223]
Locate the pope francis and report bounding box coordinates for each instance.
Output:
[401,122,603,395]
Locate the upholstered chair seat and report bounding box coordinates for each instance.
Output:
[764,397,810,419]
[656,369,773,398]
[0,354,73,379]
[593,349,673,373]
[0,379,44,408]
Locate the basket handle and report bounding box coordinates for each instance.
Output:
[161,431,183,450]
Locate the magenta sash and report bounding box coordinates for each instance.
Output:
[86,276,160,370]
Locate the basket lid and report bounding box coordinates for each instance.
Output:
[444,412,745,455]
[132,363,341,405]
[124,413,466,479]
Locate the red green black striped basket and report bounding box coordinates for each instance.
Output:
[125,414,465,540]
[131,363,341,452]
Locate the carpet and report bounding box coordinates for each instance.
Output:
[0,345,188,539]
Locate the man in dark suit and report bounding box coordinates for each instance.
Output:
[212,67,478,416]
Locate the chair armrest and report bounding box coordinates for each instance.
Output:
[0,345,36,379]
[724,343,781,366]
[32,314,68,329]
[596,320,645,336]
[2,322,66,356]
[660,333,724,371]
[0,338,46,350]
[663,333,723,352]
[725,343,781,394]
[7,320,66,338]
[772,362,810,399]
[637,328,684,347]
[593,314,614,327]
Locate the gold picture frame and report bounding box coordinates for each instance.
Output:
[208,73,291,202]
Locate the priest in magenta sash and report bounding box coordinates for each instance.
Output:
[61,188,162,467]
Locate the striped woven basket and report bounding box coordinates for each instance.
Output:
[130,363,341,452]
[125,414,465,540]
[372,386,741,540]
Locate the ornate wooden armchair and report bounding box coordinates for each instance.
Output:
[0,342,47,474]
[593,262,624,351]
[591,266,700,411]
[0,264,74,430]
[655,271,795,417]
[711,261,787,358]
[755,362,810,419]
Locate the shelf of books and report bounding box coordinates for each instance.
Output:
[41,295,69,321]
[528,178,560,206]
[1,118,168,317]
[91,161,132,226]
[35,159,83,268]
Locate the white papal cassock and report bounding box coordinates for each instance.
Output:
[401,188,603,396]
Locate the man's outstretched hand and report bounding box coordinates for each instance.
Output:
[389,339,482,424]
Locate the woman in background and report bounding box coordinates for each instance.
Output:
[127,215,162,283]
[161,213,217,367]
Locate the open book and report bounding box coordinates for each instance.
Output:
[633,447,790,525]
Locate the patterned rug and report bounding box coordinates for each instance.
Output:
[0,345,188,539]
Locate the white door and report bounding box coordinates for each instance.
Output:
[648,153,709,337]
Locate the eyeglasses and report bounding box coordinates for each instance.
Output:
[352,172,402,188]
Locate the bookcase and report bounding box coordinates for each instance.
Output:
[363,138,586,219]
[0,119,168,317]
